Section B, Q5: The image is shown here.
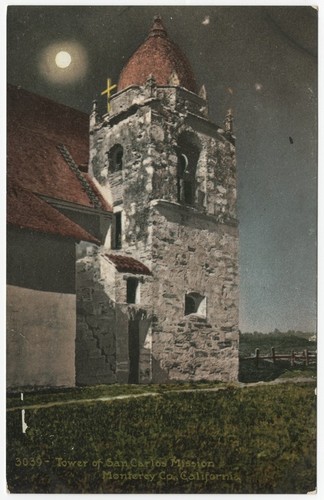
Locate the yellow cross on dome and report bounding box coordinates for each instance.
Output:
[101,78,117,113]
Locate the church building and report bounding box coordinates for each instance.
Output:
[7,17,239,387]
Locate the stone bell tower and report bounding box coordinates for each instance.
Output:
[85,16,239,383]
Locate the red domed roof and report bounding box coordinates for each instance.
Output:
[117,16,197,94]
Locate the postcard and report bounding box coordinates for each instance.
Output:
[6,5,317,494]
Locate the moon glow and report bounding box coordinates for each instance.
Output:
[55,51,72,68]
[39,41,88,84]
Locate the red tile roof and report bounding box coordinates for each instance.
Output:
[106,254,152,275]
[7,85,112,212]
[118,16,197,93]
[8,182,99,244]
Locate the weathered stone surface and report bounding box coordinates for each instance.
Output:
[85,83,239,384]
[76,254,117,384]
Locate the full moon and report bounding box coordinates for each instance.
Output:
[39,41,88,83]
[55,51,72,68]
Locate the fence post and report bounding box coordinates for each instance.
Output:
[290,350,295,367]
[271,347,275,364]
[255,348,260,368]
[305,348,309,366]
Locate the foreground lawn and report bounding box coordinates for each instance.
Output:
[6,381,223,409]
[7,382,316,494]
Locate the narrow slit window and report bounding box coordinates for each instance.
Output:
[112,211,122,249]
[127,278,139,304]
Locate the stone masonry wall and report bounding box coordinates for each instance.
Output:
[90,103,153,266]
[150,203,239,382]
[88,85,239,384]
[76,249,153,385]
[90,86,236,262]
[76,252,117,384]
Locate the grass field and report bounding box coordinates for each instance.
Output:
[7,382,316,494]
[6,380,223,409]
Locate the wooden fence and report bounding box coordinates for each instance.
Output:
[241,347,317,368]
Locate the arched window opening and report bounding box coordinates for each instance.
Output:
[176,133,200,206]
[184,292,207,317]
[108,144,123,173]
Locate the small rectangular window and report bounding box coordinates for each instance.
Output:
[185,292,206,317]
[127,278,139,304]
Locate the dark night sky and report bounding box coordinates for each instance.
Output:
[7,5,317,333]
